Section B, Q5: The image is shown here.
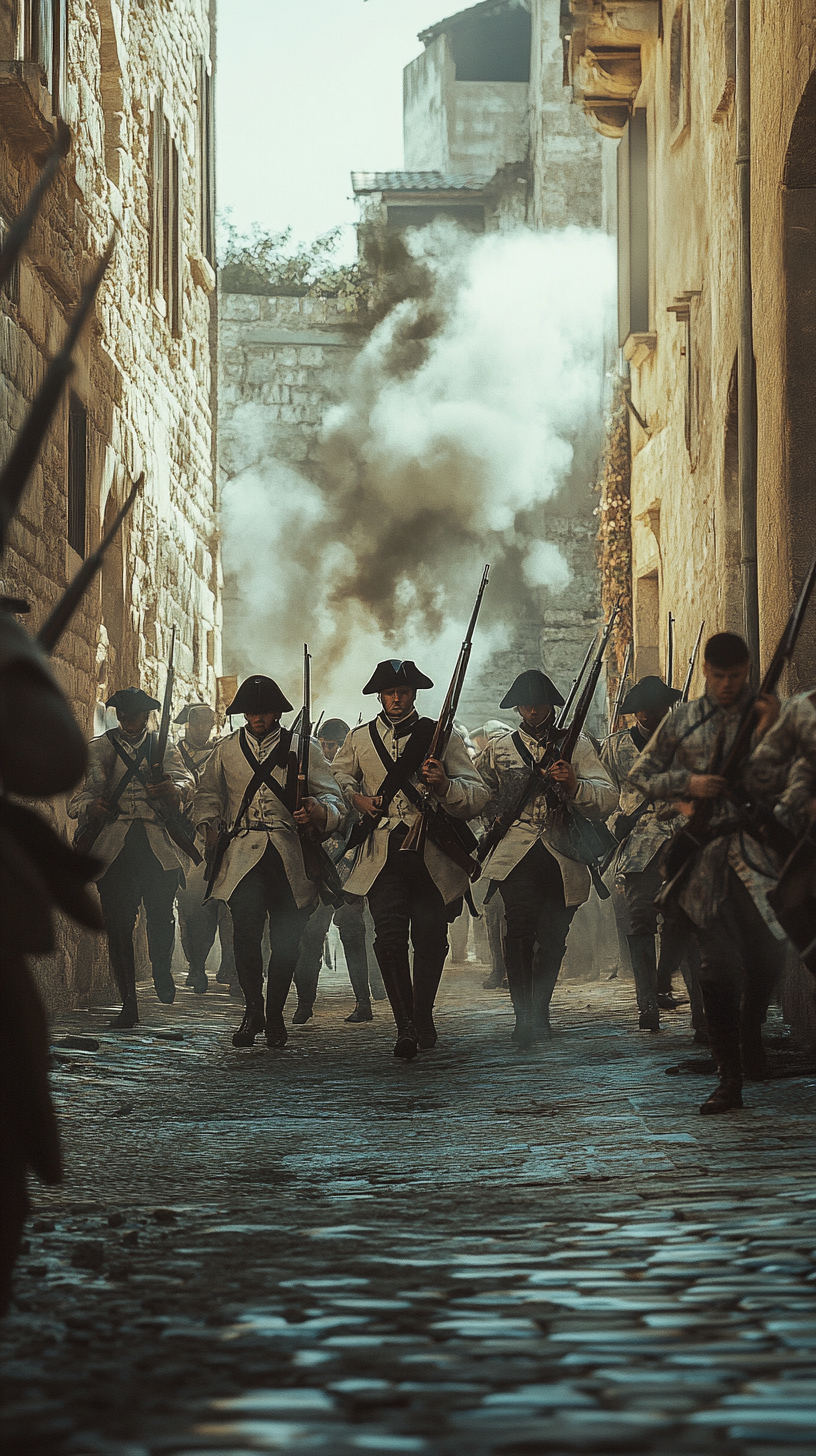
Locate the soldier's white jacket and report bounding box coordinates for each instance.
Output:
[332,714,489,905]
[68,729,194,877]
[192,725,344,907]
[475,727,617,905]
[600,725,679,875]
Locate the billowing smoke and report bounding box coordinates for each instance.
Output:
[220,224,615,724]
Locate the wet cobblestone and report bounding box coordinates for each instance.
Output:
[2,964,815,1455]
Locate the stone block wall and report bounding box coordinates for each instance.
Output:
[0,0,220,1011]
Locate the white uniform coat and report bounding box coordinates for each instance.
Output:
[331,714,489,905]
[192,725,344,907]
[474,727,617,906]
[68,729,194,878]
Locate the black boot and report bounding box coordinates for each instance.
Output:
[628,934,660,1032]
[700,1076,744,1114]
[232,1006,265,1047]
[483,967,504,989]
[740,1014,770,1081]
[188,965,208,995]
[413,955,445,1050]
[291,1003,313,1025]
[375,945,418,1060]
[153,966,176,1004]
[109,996,139,1029]
[345,1000,373,1023]
[505,935,536,1049]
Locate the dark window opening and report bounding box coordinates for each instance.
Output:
[150,99,182,335]
[197,57,216,267]
[67,394,87,559]
[22,0,67,114]
[448,5,530,83]
[387,204,486,233]
[0,216,20,303]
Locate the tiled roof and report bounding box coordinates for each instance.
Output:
[351,171,492,194]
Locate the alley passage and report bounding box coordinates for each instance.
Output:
[2,963,815,1456]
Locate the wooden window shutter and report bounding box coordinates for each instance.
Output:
[170,137,182,336]
[149,96,164,302]
[617,109,649,346]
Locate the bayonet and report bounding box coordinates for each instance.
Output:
[555,634,596,731]
[37,477,142,654]
[609,640,633,733]
[681,621,705,703]
[0,121,70,293]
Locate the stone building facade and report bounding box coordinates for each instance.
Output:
[0,0,220,1007]
[563,0,816,1033]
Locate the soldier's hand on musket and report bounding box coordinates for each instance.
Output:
[422,758,450,798]
[688,773,727,799]
[754,692,780,739]
[295,796,328,832]
[548,759,578,797]
[92,796,112,818]
[350,791,382,818]
[147,775,180,807]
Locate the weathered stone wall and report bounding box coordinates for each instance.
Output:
[0,0,220,1009]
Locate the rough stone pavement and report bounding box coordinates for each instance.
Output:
[1,958,815,1456]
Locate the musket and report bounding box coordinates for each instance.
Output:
[555,634,596,731]
[37,477,142,653]
[0,121,70,293]
[681,620,705,703]
[658,551,816,906]
[295,644,344,904]
[666,613,675,688]
[400,565,490,873]
[609,641,633,733]
[0,235,116,546]
[153,626,177,782]
[478,598,622,866]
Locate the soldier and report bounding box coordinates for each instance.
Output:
[629,632,784,1114]
[0,604,99,1311]
[68,687,194,1028]
[475,669,617,1049]
[193,675,344,1049]
[292,717,378,1025]
[470,721,512,990]
[173,702,237,995]
[600,676,705,1035]
[332,660,488,1059]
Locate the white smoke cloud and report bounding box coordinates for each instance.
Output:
[220,224,615,725]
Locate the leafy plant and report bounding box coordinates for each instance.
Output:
[217,216,370,308]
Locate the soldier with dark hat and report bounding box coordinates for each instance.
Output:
[192,674,344,1049]
[600,676,705,1034]
[475,668,617,1048]
[69,687,195,1027]
[292,716,379,1023]
[332,659,488,1059]
[173,702,237,996]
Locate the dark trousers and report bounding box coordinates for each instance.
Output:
[366,826,449,1033]
[294,897,371,1007]
[690,868,786,1077]
[499,840,576,1023]
[622,857,705,1027]
[97,821,179,1002]
[177,881,235,979]
[228,843,310,1017]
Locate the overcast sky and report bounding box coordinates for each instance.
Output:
[216,0,446,261]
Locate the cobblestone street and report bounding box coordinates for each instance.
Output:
[2,959,815,1456]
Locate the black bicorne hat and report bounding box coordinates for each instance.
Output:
[319,717,350,741]
[363,659,434,694]
[620,676,682,715]
[226,675,293,715]
[106,687,161,714]
[500,669,564,710]
[174,701,215,725]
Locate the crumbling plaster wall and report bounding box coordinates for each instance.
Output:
[0,0,220,1010]
[403,31,528,175]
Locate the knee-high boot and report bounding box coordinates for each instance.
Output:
[504,935,535,1048]
[413,955,446,1048]
[374,943,417,1059]
[627,933,660,1031]
[697,976,743,1113]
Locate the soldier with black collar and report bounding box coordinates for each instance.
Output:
[68,687,194,1027]
[600,676,705,1036]
[475,669,617,1049]
[332,659,488,1060]
[192,674,344,1050]
[173,701,236,996]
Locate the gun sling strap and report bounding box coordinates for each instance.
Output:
[234,727,296,827]
[365,717,478,860]
[105,729,155,808]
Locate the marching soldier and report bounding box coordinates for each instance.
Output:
[630,633,784,1114]
[292,717,378,1025]
[173,702,237,995]
[68,687,194,1027]
[600,676,705,1035]
[475,669,617,1049]
[332,660,488,1059]
[192,675,344,1049]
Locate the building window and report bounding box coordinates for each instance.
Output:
[0,215,20,304]
[617,109,649,345]
[149,98,182,335]
[669,2,690,143]
[197,56,215,267]
[67,393,87,559]
[21,0,67,115]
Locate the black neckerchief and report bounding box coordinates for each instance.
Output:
[235,726,295,822]
[378,710,419,741]
[629,723,650,753]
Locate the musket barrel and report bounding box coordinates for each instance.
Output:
[37,476,142,654]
